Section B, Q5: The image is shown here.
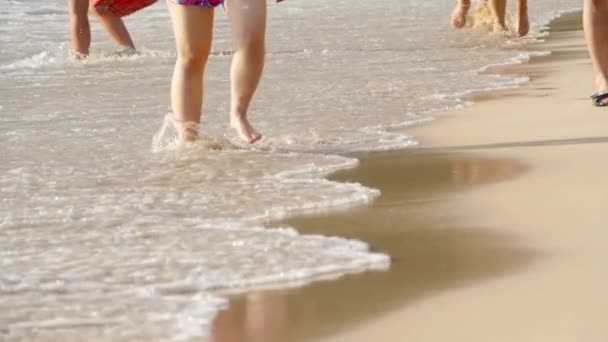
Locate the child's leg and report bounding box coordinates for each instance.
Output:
[167,1,214,141]
[515,0,529,37]
[91,7,136,50]
[451,0,471,29]
[225,0,266,144]
[488,0,507,32]
[68,0,91,56]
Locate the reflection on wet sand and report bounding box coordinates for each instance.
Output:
[208,293,288,342]
[207,152,535,342]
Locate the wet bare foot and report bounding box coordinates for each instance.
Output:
[173,118,199,142]
[492,22,509,35]
[114,46,138,57]
[70,49,88,60]
[230,114,262,144]
[451,2,470,29]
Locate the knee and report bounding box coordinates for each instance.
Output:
[589,0,608,13]
[236,32,266,58]
[90,5,109,18]
[176,50,210,72]
[68,0,88,20]
[69,8,88,26]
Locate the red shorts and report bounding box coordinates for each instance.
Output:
[92,0,157,17]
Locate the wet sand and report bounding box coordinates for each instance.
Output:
[207,11,608,342]
[208,153,533,342]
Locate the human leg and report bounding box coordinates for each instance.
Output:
[584,0,608,105]
[167,0,214,140]
[91,6,136,50]
[515,0,529,37]
[488,0,507,33]
[225,0,266,144]
[68,0,91,56]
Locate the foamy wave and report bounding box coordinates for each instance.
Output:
[0,46,174,72]
[101,46,174,60]
[1,218,389,341]
[357,115,432,152]
[425,74,530,105]
[0,51,60,70]
[477,50,552,73]
[3,292,226,342]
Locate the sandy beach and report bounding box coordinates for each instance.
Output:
[207,11,608,342]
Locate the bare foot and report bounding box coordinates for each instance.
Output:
[70,49,88,60]
[174,119,200,142]
[230,114,262,144]
[516,12,529,37]
[492,22,509,35]
[114,46,138,57]
[451,2,470,29]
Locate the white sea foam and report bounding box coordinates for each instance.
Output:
[0,51,60,70]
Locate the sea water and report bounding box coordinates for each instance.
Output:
[0,0,581,340]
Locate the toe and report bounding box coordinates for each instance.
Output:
[248,132,262,144]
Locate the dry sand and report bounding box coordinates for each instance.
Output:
[326,12,608,342]
[207,12,608,342]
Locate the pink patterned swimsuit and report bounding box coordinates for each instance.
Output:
[173,0,284,6]
[173,0,222,6]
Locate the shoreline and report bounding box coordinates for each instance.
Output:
[206,11,608,342]
[209,152,533,342]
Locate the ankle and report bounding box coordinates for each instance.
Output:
[596,75,608,91]
[230,103,250,118]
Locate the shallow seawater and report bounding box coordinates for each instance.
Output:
[0,0,581,340]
